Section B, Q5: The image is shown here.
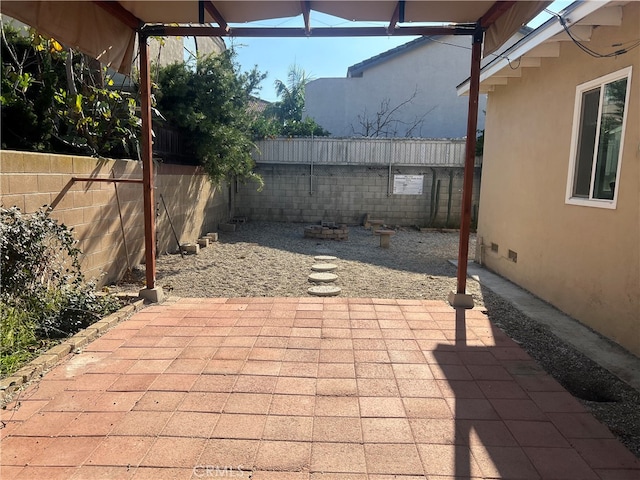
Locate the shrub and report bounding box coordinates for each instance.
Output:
[0,207,121,375]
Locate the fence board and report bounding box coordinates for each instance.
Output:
[252,137,477,167]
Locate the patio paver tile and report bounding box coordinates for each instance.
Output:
[139,437,206,468]
[12,412,79,437]
[263,415,313,441]
[178,392,228,412]
[419,442,481,477]
[469,445,540,479]
[316,378,358,396]
[255,440,311,471]
[361,417,413,443]
[313,416,362,442]
[198,439,259,469]
[1,436,51,466]
[310,442,366,473]
[524,447,599,479]
[110,411,172,436]
[14,467,78,480]
[86,436,154,467]
[131,391,185,412]
[223,393,272,414]
[269,394,316,416]
[60,412,126,437]
[356,378,400,397]
[161,411,219,438]
[274,376,317,395]
[211,414,266,439]
[568,439,640,470]
[505,420,570,448]
[315,396,360,417]
[359,397,405,417]
[29,436,103,466]
[130,467,194,480]
[365,443,424,475]
[318,363,356,378]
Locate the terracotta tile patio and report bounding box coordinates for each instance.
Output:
[2,297,639,479]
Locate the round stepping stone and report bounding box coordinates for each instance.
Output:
[314,255,337,261]
[308,272,338,283]
[311,263,338,272]
[308,285,341,297]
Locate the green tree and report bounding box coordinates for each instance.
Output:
[254,64,329,139]
[156,50,265,187]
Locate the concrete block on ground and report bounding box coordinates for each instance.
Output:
[206,232,219,242]
[198,237,209,248]
[181,243,200,254]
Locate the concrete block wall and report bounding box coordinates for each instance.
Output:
[236,163,481,227]
[0,151,229,286]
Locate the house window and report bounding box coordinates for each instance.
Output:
[566,67,632,208]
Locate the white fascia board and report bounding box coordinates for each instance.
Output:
[457,0,609,96]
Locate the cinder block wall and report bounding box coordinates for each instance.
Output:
[236,163,481,227]
[0,151,229,286]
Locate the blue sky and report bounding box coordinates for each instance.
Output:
[219,1,573,102]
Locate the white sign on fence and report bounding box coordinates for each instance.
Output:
[393,174,424,195]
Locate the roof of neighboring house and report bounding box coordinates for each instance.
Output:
[457,1,624,95]
[247,96,271,116]
[347,36,436,77]
[347,26,533,79]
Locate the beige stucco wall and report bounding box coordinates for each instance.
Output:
[0,151,230,286]
[477,2,639,356]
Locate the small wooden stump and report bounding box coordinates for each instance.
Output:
[376,229,395,248]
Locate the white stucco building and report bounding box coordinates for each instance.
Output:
[304,35,488,139]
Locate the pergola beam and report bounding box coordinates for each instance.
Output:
[93,0,142,29]
[203,1,229,32]
[387,1,405,34]
[301,1,311,35]
[480,1,517,28]
[142,25,476,38]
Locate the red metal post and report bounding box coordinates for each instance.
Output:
[456,29,483,294]
[139,34,156,290]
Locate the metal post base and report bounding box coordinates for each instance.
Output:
[139,286,165,304]
[448,291,474,309]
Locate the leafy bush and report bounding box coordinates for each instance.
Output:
[1,22,140,158]
[0,207,121,375]
[156,51,265,188]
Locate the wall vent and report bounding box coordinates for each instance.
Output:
[490,243,499,253]
[508,249,518,263]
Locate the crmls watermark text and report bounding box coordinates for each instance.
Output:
[193,465,246,477]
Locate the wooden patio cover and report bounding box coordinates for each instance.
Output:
[0,1,549,306]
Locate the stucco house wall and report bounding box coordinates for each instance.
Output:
[305,36,487,138]
[476,2,639,356]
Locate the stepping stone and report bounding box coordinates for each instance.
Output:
[308,285,341,297]
[314,255,337,261]
[308,272,338,283]
[311,263,338,272]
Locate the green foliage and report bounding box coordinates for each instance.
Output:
[1,21,140,158]
[0,207,121,376]
[156,51,265,187]
[253,64,329,139]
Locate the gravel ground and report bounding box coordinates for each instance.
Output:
[117,220,640,458]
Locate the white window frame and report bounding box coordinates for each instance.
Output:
[565,66,632,209]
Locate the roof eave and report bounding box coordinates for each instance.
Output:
[456,0,607,95]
